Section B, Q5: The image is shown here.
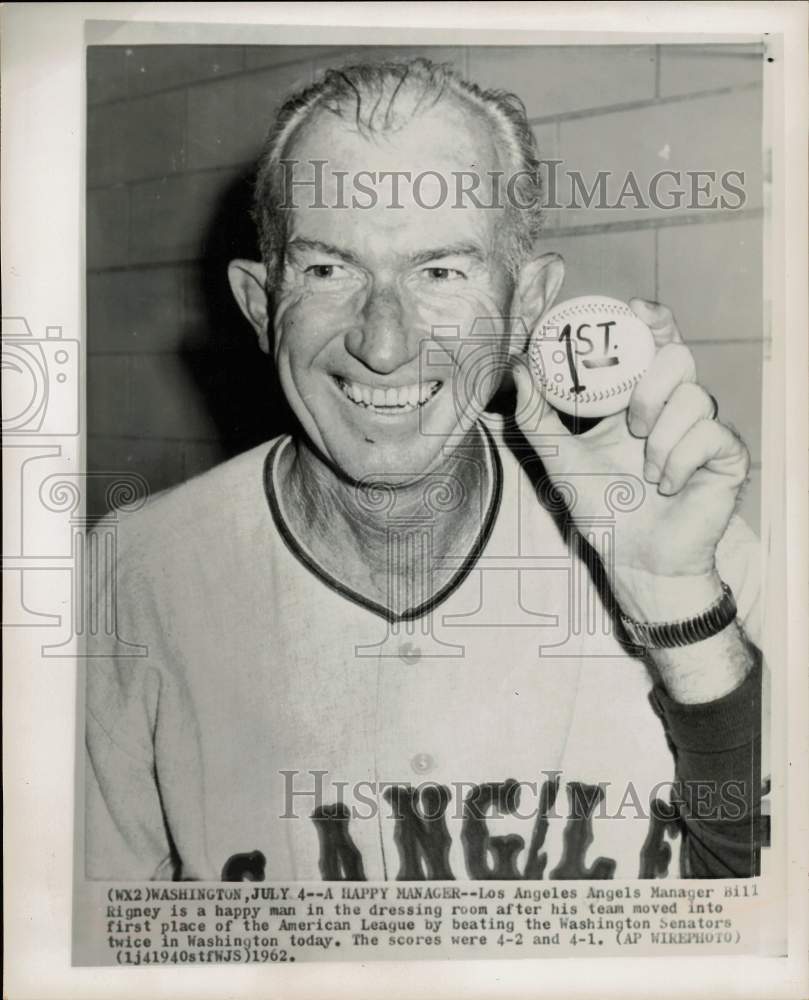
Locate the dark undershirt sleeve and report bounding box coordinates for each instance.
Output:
[649,649,763,878]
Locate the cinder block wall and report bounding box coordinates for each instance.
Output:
[87,43,764,528]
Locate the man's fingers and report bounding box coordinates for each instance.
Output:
[628,298,684,347]
[643,382,717,483]
[657,419,749,495]
[628,342,697,437]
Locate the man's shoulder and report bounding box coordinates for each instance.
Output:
[94,438,282,563]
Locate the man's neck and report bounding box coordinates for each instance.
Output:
[278,428,493,615]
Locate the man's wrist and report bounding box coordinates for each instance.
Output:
[619,581,736,652]
[612,567,754,704]
[614,567,724,623]
[613,568,752,703]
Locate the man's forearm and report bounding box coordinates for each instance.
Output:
[614,567,754,703]
[614,564,763,876]
[647,621,754,704]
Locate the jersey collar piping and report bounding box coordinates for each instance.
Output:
[262,421,503,624]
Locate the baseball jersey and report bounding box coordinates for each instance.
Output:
[85,415,763,883]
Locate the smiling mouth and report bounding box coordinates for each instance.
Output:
[335,376,442,414]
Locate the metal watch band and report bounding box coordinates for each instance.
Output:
[619,582,737,649]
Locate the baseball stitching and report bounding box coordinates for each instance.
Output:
[530,300,647,403]
[533,372,644,404]
[547,301,633,323]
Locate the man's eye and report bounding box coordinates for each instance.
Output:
[423,267,465,282]
[305,264,340,279]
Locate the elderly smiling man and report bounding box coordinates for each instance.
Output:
[86,59,763,884]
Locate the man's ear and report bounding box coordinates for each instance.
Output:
[509,252,565,354]
[228,259,270,353]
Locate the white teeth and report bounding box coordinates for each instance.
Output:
[337,378,440,412]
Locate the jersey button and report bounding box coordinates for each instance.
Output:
[398,641,421,664]
[411,752,435,775]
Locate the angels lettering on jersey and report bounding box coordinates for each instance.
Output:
[220,773,693,882]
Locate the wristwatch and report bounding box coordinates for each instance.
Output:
[619,582,737,649]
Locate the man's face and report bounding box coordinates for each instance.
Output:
[272,101,515,483]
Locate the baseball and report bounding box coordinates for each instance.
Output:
[528,295,657,418]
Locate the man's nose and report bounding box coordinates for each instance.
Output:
[345,285,413,375]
